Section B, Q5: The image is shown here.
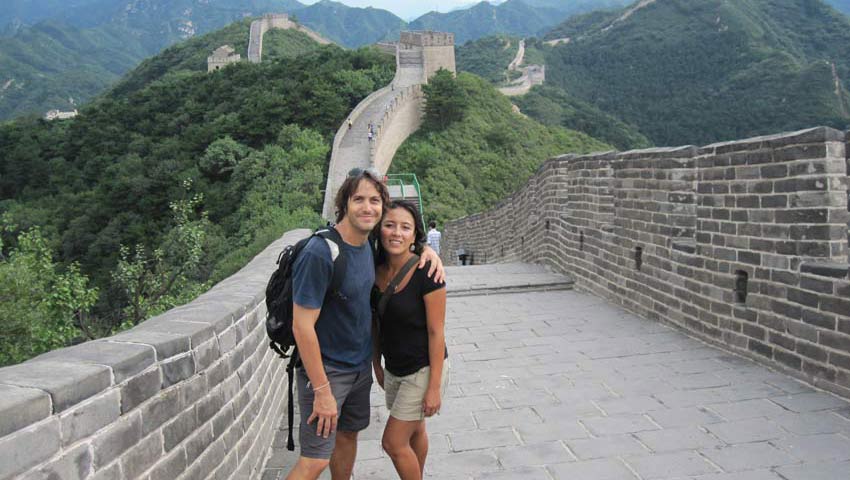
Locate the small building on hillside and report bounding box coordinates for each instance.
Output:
[44,109,78,121]
[207,45,241,72]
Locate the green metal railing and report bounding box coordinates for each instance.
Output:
[385,173,426,230]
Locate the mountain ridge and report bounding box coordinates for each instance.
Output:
[542,0,850,146]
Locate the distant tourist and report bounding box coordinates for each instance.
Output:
[284,170,444,480]
[347,118,352,129]
[368,131,374,142]
[372,201,448,480]
[427,221,441,256]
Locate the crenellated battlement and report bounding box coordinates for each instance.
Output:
[399,31,454,47]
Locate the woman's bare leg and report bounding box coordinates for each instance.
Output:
[382,417,424,480]
[410,421,429,477]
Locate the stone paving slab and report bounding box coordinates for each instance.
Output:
[261,267,850,479]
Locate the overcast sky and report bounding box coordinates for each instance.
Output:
[299,1,491,20]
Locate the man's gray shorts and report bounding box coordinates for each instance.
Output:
[296,366,373,459]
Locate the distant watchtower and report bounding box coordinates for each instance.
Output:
[398,31,456,83]
[207,45,241,72]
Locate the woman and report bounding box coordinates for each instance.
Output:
[372,200,448,480]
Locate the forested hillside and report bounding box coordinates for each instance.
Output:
[391,71,610,225]
[542,0,850,146]
[0,32,394,364]
[0,21,148,119]
[516,85,651,150]
[455,34,650,150]
[455,35,520,84]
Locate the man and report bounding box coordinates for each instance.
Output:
[286,169,443,480]
[427,221,442,256]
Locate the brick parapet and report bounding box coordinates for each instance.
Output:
[444,126,850,398]
[0,229,311,480]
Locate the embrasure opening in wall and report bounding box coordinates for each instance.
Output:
[735,270,749,304]
[635,246,643,271]
[545,220,550,230]
[580,231,584,251]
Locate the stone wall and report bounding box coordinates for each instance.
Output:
[0,229,311,480]
[371,85,424,173]
[443,127,850,397]
[398,31,456,83]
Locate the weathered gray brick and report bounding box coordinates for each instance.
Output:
[59,389,121,447]
[120,431,162,480]
[87,461,122,480]
[163,408,197,452]
[184,423,214,466]
[181,439,226,480]
[146,445,186,480]
[18,443,92,480]
[140,387,181,436]
[193,337,221,372]
[0,361,111,412]
[160,352,196,388]
[0,419,60,479]
[36,340,155,383]
[0,384,51,438]
[109,331,190,361]
[120,367,161,414]
[91,411,142,469]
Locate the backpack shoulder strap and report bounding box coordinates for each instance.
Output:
[314,227,347,296]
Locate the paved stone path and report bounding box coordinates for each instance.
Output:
[262,265,850,479]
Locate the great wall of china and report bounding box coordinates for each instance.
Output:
[321,31,455,220]
[0,30,454,480]
[248,14,331,63]
[443,127,850,399]
[3,21,850,480]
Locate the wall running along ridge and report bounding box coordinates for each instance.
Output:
[371,85,424,174]
[444,127,850,398]
[0,229,312,480]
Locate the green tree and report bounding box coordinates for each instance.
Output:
[422,69,470,129]
[0,222,98,366]
[112,179,211,326]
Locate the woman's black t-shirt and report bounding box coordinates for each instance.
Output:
[372,263,447,377]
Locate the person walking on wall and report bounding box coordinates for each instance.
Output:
[285,170,444,480]
[426,221,441,256]
[372,201,448,480]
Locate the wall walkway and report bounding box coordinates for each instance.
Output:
[444,127,850,399]
[0,230,311,480]
[248,14,331,64]
[321,45,428,220]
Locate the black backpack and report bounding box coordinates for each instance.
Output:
[265,227,346,450]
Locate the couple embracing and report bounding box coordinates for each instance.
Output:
[285,168,449,480]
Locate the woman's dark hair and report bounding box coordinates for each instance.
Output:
[334,170,390,223]
[374,200,427,265]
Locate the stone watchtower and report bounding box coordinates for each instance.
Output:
[398,31,456,83]
[207,45,241,72]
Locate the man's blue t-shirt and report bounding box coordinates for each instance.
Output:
[292,235,374,372]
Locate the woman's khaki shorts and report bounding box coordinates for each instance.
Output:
[385,362,450,422]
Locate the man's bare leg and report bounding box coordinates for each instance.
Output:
[330,430,358,479]
[286,456,329,480]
